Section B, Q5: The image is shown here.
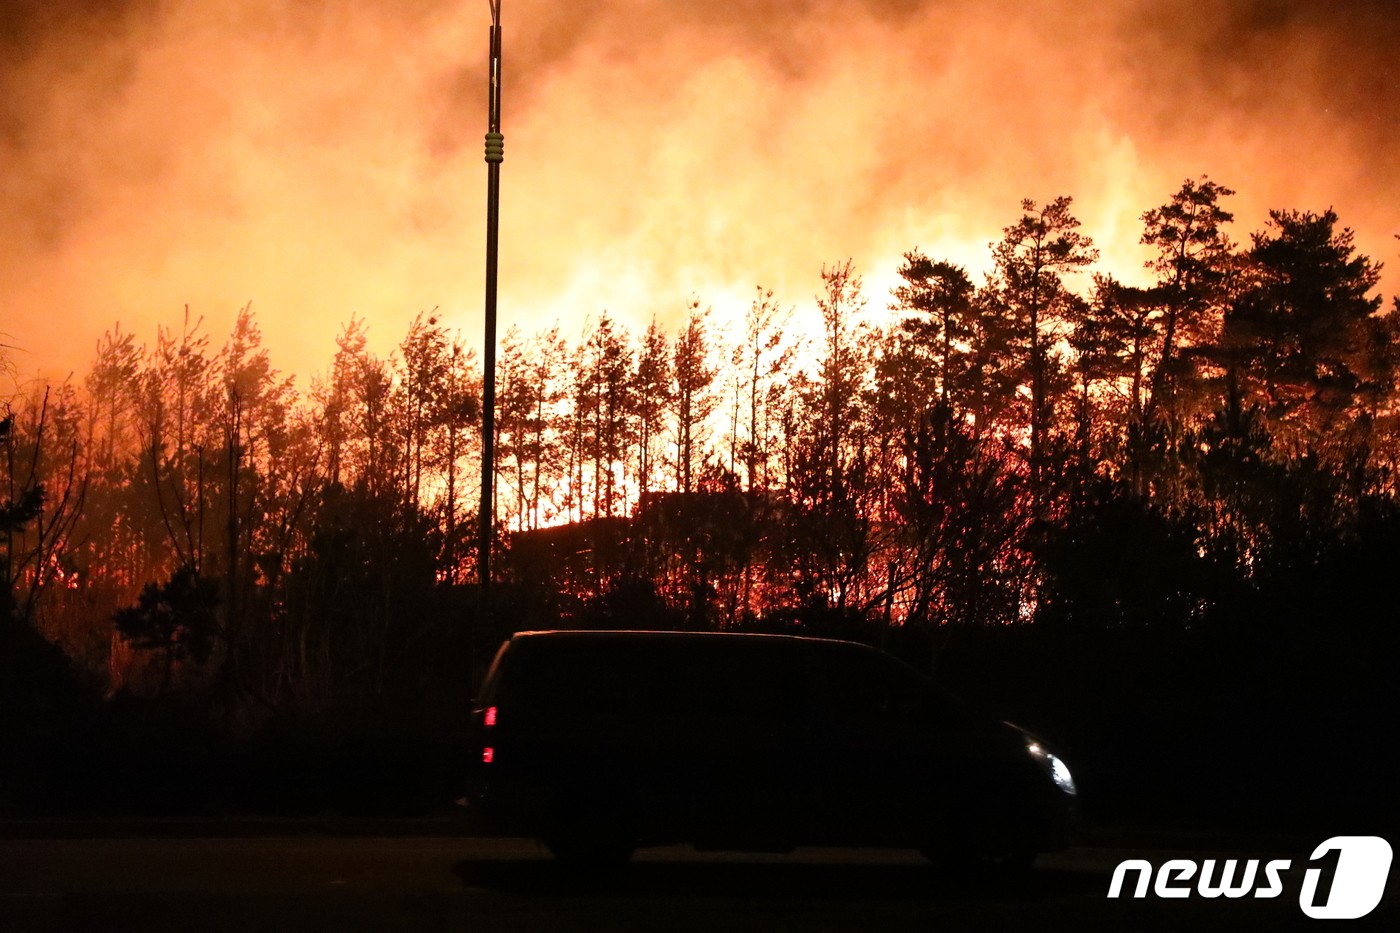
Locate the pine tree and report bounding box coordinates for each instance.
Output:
[990,197,1098,499]
[1222,208,1387,462]
[671,301,717,496]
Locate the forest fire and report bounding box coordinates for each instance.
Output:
[1,0,1396,379]
[0,1,1396,847]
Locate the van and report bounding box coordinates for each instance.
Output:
[465,630,1076,868]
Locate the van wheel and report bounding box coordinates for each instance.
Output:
[921,845,1035,884]
[541,798,638,869]
[542,830,635,868]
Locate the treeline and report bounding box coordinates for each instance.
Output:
[3,177,1399,724]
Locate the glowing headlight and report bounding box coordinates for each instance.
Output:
[1026,739,1077,797]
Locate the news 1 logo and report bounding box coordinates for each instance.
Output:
[1108,836,1392,920]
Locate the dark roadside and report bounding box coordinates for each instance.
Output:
[4,825,1390,933]
[0,807,1324,857]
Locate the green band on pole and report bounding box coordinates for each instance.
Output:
[485,132,504,163]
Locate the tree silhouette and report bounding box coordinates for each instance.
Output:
[1138,177,1238,501]
[633,319,672,503]
[582,313,635,518]
[891,252,977,418]
[671,301,717,496]
[1069,276,1160,491]
[1222,209,1387,463]
[2,389,88,632]
[113,565,219,695]
[990,197,1098,501]
[1141,178,1237,415]
[784,261,876,617]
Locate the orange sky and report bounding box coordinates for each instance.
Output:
[2,0,1396,385]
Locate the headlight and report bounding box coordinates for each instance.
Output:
[1025,739,1077,797]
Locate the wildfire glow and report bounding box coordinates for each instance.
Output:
[0,0,1396,382]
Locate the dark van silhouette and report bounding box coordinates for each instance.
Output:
[465,631,1076,868]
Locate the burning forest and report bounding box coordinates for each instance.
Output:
[1,1,1396,829]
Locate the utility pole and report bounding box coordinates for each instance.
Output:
[479,0,503,614]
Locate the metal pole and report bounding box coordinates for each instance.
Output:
[480,2,502,609]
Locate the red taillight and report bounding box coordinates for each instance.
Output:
[482,746,494,764]
[484,706,497,727]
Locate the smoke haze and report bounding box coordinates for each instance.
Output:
[2,0,1396,380]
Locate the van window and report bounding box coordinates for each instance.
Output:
[812,645,928,721]
[495,640,667,713]
[700,641,807,719]
[493,636,808,721]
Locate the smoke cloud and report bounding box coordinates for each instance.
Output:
[2,0,1396,380]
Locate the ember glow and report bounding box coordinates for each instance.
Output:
[1,0,1396,378]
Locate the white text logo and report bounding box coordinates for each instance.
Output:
[1108,836,1392,920]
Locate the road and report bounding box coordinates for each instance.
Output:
[0,835,1393,931]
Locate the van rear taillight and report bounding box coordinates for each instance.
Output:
[484,706,498,727]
